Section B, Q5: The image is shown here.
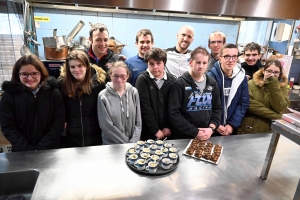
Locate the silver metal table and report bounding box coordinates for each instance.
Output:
[260,120,300,200]
[0,134,299,200]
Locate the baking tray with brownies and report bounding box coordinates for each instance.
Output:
[182,138,223,164]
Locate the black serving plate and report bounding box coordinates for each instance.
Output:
[125,153,180,175]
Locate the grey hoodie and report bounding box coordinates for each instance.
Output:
[98,82,141,145]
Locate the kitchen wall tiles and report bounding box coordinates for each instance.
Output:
[193,22,206,37]
[154,19,169,34]
[153,34,167,50]
[141,18,155,31]
[112,17,127,34]
[127,18,142,34]
[49,13,67,30]
[81,15,97,39]
[226,37,237,44]
[34,8,242,59]
[216,22,228,35]
[65,14,82,41]
[227,22,239,38]
[202,22,218,38]
[123,47,136,58]
[167,19,184,35]
[126,33,136,48]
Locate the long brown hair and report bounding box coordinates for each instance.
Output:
[12,54,49,85]
[61,51,93,97]
[263,59,283,80]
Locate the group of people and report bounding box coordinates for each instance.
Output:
[0,23,290,152]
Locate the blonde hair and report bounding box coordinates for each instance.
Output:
[107,61,131,80]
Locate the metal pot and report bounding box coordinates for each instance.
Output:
[79,36,90,47]
[44,46,68,60]
[42,29,67,49]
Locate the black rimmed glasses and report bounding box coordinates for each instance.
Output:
[265,69,280,76]
[221,55,238,61]
[19,72,40,79]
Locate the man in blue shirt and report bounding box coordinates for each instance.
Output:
[125,29,154,86]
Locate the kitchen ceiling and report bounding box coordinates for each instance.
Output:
[27,0,300,20]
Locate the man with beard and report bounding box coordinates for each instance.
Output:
[207,44,249,136]
[165,25,194,78]
[241,42,262,80]
[87,23,120,72]
[125,29,154,86]
[207,31,226,72]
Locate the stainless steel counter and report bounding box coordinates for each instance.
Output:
[0,134,299,200]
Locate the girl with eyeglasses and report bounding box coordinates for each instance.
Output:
[98,61,141,145]
[0,55,65,152]
[59,50,106,147]
[238,59,290,134]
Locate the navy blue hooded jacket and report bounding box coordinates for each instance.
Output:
[207,61,249,128]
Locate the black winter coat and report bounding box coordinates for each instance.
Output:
[0,77,65,152]
[86,47,120,72]
[135,71,176,140]
[59,65,106,147]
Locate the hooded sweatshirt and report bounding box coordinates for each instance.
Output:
[169,71,222,139]
[98,82,141,145]
[207,61,249,129]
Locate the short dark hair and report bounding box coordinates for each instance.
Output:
[144,48,167,65]
[190,46,209,60]
[136,29,154,43]
[89,23,109,38]
[220,43,238,56]
[208,31,226,44]
[12,54,49,85]
[243,42,261,54]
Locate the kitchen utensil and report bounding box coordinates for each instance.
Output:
[66,20,85,44]
[20,45,32,56]
[79,36,90,47]
[44,46,68,60]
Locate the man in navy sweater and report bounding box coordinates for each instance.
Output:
[125,29,154,86]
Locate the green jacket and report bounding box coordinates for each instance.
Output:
[238,69,290,134]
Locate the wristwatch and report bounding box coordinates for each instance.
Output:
[209,126,215,132]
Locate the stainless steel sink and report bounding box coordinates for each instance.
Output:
[0,169,39,199]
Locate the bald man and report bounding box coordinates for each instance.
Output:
[165,25,194,78]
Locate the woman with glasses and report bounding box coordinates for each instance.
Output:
[59,50,106,147]
[238,59,290,134]
[98,61,141,144]
[0,55,65,152]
